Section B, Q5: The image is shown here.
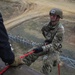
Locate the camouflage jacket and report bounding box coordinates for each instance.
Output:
[41,22,64,52]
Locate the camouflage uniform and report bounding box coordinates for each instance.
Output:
[40,8,64,75]
[41,21,64,75]
[23,21,64,74]
[23,8,64,75]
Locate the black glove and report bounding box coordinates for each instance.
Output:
[44,40,52,44]
[33,47,43,53]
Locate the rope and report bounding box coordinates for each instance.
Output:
[58,64,60,75]
[60,56,75,69]
[8,33,43,47]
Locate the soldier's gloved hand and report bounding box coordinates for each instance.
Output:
[10,56,25,67]
[44,40,52,45]
[33,47,43,53]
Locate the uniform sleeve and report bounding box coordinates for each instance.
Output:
[41,23,50,38]
[42,25,64,52]
[52,26,64,50]
[41,26,48,38]
[0,12,15,65]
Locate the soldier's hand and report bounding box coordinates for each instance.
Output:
[44,40,52,45]
[10,56,25,67]
[33,47,43,53]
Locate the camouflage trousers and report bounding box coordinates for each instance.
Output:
[41,51,60,75]
[23,51,60,75]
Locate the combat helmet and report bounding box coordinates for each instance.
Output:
[49,8,63,19]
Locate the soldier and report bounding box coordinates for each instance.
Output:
[23,8,64,75]
[40,8,64,75]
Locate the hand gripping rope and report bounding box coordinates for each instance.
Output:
[0,50,35,75]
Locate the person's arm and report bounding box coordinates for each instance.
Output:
[41,26,47,38]
[0,13,25,66]
[41,23,50,38]
[34,25,64,53]
[0,12,15,65]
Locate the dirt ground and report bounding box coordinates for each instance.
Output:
[0,0,75,75]
[0,0,28,21]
